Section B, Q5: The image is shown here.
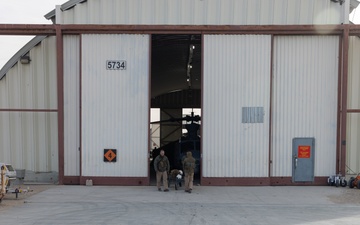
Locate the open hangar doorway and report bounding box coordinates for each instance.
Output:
[150,34,202,187]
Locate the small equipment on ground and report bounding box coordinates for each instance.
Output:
[348,174,360,189]
[327,174,347,187]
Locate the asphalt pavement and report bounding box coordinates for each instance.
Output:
[0,185,360,225]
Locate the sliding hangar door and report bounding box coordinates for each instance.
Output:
[64,34,150,185]
[202,35,338,185]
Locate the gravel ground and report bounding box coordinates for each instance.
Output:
[328,186,360,204]
[0,184,55,211]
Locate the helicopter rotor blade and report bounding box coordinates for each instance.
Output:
[150,114,201,124]
[184,115,201,122]
[150,117,184,124]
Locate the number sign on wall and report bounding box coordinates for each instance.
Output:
[106,60,126,70]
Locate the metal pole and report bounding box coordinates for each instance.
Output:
[340,25,349,175]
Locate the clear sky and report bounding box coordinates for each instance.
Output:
[1,0,360,68]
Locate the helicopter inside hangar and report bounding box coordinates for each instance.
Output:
[150,34,202,180]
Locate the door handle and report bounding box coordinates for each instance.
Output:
[294,156,298,169]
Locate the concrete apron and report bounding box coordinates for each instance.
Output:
[0,185,360,225]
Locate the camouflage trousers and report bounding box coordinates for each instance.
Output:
[156,171,168,190]
[184,173,194,191]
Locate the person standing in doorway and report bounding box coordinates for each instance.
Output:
[154,149,170,192]
[183,151,196,193]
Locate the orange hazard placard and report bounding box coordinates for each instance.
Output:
[298,146,310,158]
[104,149,117,162]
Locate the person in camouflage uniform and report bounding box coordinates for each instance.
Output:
[182,151,196,193]
[153,150,170,192]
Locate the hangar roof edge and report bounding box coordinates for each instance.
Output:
[44,0,360,22]
[44,0,88,20]
[0,36,47,80]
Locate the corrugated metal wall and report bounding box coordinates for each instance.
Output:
[347,114,360,175]
[272,36,339,177]
[203,34,271,177]
[64,35,81,176]
[59,0,345,25]
[347,36,360,175]
[0,36,58,173]
[81,34,149,177]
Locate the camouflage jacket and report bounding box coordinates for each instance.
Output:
[154,155,170,173]
[182,152,196,174]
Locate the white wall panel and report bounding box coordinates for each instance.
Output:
[347,114,360,175]
[348,37,360,110]
[272,36,339,177]
[82,34,149,177]
[58,0,345,25]
[0,36,58,174]
[64,35,81,176]
[31,37,58,110]
[347,36,360,175]
[0,111,58,172]
[0,112,11,161]
[203,34,271,177]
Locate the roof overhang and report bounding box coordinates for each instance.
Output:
[350,0,360,13]
[44,0,88,22]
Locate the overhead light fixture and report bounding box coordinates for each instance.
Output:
[186,42,195,87]
[20,55,31,64]
[330,0,345,5]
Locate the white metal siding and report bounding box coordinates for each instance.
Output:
[346,37,360,175]
[272,36,339,177]
[81,34,149,177]
[347,114,360,175]
[203,35,271,177]
[64,36,81,176]
[58,0,345,25]
[0,37,58,173]
[348,37,360,110]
